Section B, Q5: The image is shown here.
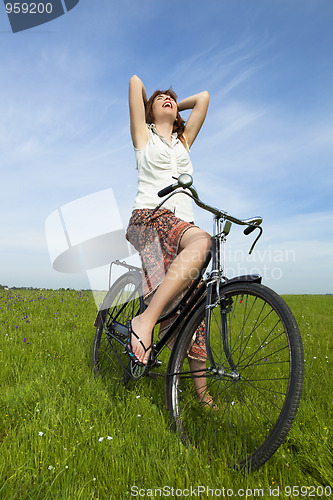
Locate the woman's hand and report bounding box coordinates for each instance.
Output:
[129,75,150,149]
[178,91,210,149]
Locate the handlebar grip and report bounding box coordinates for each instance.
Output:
[244,225,257,235]
[158,184,176,197]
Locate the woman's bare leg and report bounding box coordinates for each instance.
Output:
[130,227,211,364]
[188,358,213,404]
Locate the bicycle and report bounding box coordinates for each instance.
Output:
[92,174,304,471]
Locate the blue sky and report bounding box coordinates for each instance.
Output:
[0,0,332,294]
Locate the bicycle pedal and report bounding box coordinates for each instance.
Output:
[147,357,162,370]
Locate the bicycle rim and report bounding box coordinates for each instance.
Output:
[92,272,145,384]
[167,282,304,470]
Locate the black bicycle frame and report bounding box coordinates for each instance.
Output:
[102,225,261,373]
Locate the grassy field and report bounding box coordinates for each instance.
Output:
[0,289,332,499]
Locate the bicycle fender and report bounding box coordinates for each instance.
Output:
[221,274,262,286]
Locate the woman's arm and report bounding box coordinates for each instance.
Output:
[128,75,150,149]
[178,91,210,149]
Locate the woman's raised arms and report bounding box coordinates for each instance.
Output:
[129,75,209,150]
[128,75,150,149]
[178,91,210,150]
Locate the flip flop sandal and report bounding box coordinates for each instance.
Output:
[125,322,153,367]
[199,398,219,411]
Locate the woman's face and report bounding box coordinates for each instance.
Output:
[152,93,177,123]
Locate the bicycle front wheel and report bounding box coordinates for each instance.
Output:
[167,282,304,470]
[92,271,145,385]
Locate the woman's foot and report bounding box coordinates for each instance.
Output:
[128,315,153,365]
[197,393,219,411]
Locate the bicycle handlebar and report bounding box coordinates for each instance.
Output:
[158,174,262,228]
[157,184,177,198]
[157,174,263,253]
[157,173,194,198]
[243,225,258,235]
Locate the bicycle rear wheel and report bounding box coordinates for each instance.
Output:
[167,281,304,470]
[92,271,145,384]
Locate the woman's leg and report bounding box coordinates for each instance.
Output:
[130,227,211,364]
[188,358,213,404]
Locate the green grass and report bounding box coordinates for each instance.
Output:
[0,290,332,499]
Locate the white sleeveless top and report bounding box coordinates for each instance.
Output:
[133,124,194,222]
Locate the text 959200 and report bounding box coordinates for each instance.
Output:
[5,2,53,14]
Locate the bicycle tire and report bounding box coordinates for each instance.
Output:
[92,271,145,384]
[167,281,304,470]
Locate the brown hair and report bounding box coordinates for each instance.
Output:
[145,89,186,146]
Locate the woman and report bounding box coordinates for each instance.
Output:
[125,75,212,402]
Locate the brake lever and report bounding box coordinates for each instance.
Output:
[248,226,263,254]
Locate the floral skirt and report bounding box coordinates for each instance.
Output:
[126,208,206,361]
